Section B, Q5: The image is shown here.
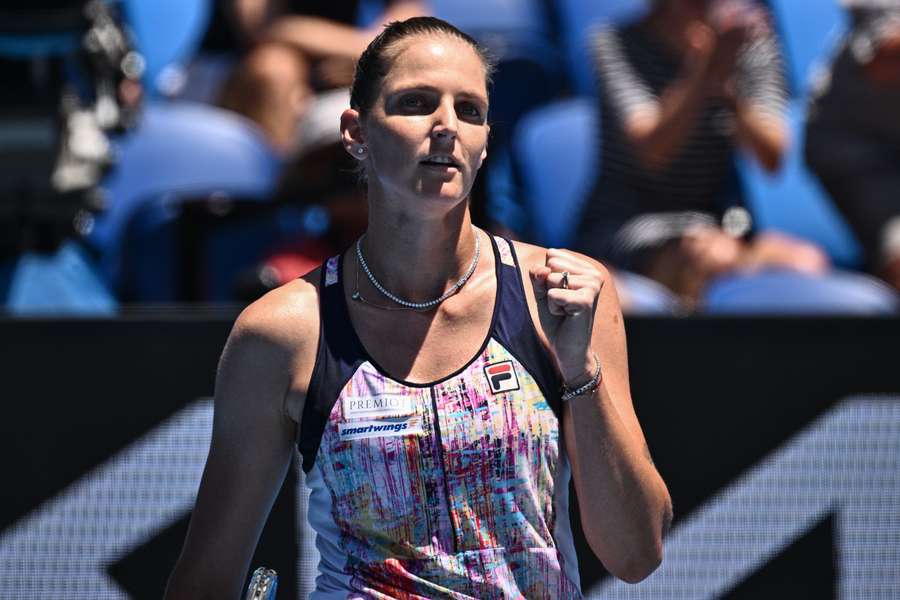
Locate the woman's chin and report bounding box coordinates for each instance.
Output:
[415,181,469,205]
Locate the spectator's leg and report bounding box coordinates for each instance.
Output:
[642,226,829,306]
[219,42,312,153]
[642,228,743,306]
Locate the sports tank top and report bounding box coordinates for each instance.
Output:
[300,236,583,599]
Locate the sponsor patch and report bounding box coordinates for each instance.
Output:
[342,394,415,419]
[484,360,520,394]
[324,256,339,286]
[338,416,423,441]
[494,236,515,266]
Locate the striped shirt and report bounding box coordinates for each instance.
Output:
[587,20,788,214]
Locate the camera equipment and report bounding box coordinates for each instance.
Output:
[0,0,142,256]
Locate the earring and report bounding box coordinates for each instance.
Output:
[356,146,365,155]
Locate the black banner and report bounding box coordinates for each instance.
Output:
[1,316,899,598]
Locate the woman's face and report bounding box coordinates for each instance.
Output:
[355,34,490,210]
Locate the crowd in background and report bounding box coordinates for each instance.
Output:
[2,0,899,315]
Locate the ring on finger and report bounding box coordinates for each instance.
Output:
[561,271,569,290]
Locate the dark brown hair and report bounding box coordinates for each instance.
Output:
[349,16,496,114]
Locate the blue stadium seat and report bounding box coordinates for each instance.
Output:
[90,101,282,295]
[117,194,303,302]
[768,0,847,96]
[0,33,79,58]
[122,0,212,95]
[427,0,561,73]
[555,0,649,96]
[2,241,117,316]
[513,97,599,248]
[737,99,862,267]
[704,269,898,314]
[614,270,680,315]
[429,0,550,40]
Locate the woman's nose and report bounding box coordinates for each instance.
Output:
[431,99,458,140]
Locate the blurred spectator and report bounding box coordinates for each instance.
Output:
[576,0,828,305]
[805,0,900,292]
[198,0,426,154]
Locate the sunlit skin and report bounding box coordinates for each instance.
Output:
[342,35,489,217]
[337,34,490,303]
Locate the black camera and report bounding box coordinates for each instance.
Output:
[0,0,141,256]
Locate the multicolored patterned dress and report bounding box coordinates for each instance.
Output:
[299,236,582,599]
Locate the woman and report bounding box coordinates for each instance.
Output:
[165,17,671,599]
[578,0,827,305]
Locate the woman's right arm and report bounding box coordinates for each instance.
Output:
[164,284,317,599]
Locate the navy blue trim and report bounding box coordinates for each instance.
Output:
[492,239,564,418]
[298,253,367,473]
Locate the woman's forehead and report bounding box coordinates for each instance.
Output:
[381,34,488,94]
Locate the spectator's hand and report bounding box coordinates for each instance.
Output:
[703,1,770,93]
[707,25,748,88]
[314,56,357,89]
[684,20,743,96]
[743,231,830,275]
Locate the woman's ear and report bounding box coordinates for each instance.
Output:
[480,123,490,164]
[340,108,367,161]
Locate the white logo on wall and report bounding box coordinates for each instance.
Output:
[588,396,900,600]
[1,396,899,598]
[0,399,214,598]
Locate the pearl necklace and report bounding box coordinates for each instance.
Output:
[354,230,480,310]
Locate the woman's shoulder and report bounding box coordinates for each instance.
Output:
[230,267,323,358]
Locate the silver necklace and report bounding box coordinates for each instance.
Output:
[354,229,480,310]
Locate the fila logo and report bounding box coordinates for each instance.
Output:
[484,360,520,394]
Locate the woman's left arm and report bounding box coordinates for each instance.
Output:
[530,249,672,584]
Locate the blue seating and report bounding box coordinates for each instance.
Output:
[614,270,680,315]
[555,0,649,96]
[704,269,898,315]
[513,97,599,249]
[122,0,212,95]
[428,0,560,73]
[0,33,79,57]
[768,0,847,96]
[737,99,862,267]
[90,101,282,296]
[429,0,550,41]
[2,241,117,316]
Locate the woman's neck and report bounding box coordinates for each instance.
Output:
[356,199,482,306]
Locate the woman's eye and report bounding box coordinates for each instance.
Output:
[459,104,483,119]
[401,96,425,109]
